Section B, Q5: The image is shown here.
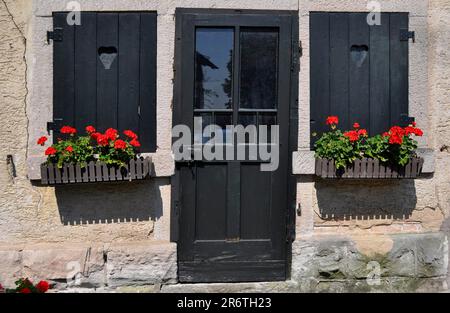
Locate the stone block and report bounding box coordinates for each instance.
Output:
[106,241,177,287]
[0,249,22,288]
[292,150,315,175]
[22,244,105,288]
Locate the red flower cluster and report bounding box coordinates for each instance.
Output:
[105,128,118,141]
[130,138,141,148]
[85,125,96,134]
[343,122,368,142]
[343,130,359,142]
[326,116,339,125]
[383,124,423,145]
[36,280,50,293]
[60,126,77,135]
[37,136,47,146]
[114,139,127,150]
[45,147,57,156]
[66,146,74,153]
[124,130,138,140]
[15,278,50,293]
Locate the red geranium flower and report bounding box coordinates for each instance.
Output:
[65,146,74,153]
[389,126,405,137]
[36,280,50,293]
[412,121,417,127]
[45,147,57,156]
[96,134,109,147]
[412,127,423,136]
[105,128,118,141]
[389,134,403,145]
[85,125,96,134]
[344,130,359,142]
[123,130,138,140]
[20,288,32,294]
[90,132,100,140]
[60,126,77,135]
[382,132,389,137]
[357,129,368,137]
[353,122,360,129]
[37,136,47,146]
[325,116,339,126]
[114,139,127,150]
[130,138,141,148]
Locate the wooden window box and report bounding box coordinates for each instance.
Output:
[315,157,424,179]
[40,157,152,185]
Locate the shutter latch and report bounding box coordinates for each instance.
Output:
[47,118,63,133]
[400,29,415,43]
[47,28,63,44]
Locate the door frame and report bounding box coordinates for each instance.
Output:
[171,8,299,281]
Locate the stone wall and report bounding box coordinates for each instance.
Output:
[0,0,449,292]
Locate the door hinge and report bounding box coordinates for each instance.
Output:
[47,118,63,133]
[287,224,295,242]
[47,28,63,44]
[400,29,415,43]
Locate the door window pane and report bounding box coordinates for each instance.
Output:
[240,28,278,109]
[195,28,233,109]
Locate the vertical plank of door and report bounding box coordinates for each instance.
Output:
[329,13,349,130]
[349,13,370,129]
[118,13,140,134]
[227,162,241,240]
[139,13,157,152]
[310,13,330,147]
[97,13,118,131]
[74,13,97,130]
[389,13,409,126]
[370,13,390,135]
[53,13,75,135]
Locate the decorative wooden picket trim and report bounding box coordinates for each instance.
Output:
[315,157,424,179]
[40,157,152,185]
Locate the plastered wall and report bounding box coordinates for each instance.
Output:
[0,0,449,252]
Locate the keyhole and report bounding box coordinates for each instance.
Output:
[98,46,117,70]
[350,44,369,67]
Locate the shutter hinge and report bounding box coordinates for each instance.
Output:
[47,118,63,133]
[299,40,303,57]
[47,28,63,44]
[400,29,415,43]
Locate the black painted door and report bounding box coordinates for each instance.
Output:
[174,9,298,283]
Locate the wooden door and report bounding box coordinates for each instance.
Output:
[173,9,298,283]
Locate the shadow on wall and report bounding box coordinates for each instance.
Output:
[315,179,417,221]
[55,179,166,225]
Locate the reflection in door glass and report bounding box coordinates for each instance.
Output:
[240,29,278,109]
[195,28,233,109]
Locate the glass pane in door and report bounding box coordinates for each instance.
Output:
[239,28,278,109]
[195,28,234,109]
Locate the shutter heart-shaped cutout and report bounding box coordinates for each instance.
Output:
[98,46,117,70]
[350,45,369,67]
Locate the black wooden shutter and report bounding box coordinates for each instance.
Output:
[52,12,157,152]
[310,12,410,147]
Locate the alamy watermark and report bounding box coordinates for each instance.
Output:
[172,117,280,172]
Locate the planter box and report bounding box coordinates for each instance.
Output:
[40,157,152,185]
[315,157,424,179]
